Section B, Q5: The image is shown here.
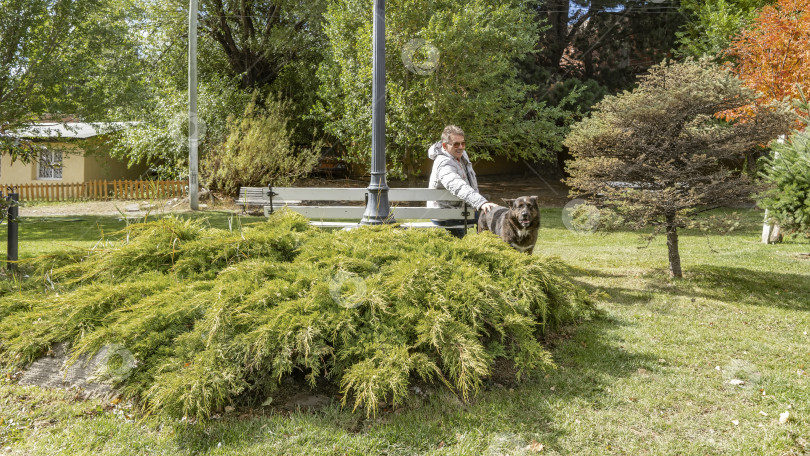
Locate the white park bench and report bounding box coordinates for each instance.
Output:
[237,185,473,233]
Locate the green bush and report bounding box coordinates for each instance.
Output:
[0,210,595,420]
[758,130,810,236]
[204,96,320,196]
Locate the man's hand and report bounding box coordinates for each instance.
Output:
[480,202,498,213]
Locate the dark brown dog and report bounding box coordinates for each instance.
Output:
[477,196,540,254]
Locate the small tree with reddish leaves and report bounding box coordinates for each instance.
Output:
[564,59,792,278]
[723,0,810,121]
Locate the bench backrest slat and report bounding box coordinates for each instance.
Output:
[272,188,367,201]
[387,188,459,201]
[392,207,467,219]
[239,187,464,203]
[286,206,367,219]
[282,206,468,221]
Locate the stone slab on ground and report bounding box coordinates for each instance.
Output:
[17,342,126,398]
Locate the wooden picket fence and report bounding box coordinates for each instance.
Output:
[6,180,188,202]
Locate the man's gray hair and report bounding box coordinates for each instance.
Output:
[441,125,465,144]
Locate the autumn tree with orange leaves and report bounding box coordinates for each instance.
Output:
[724,0,810,120]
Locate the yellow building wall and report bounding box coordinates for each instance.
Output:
[0,140,146,186]
[83,152,148,181]
[0,155,35,185]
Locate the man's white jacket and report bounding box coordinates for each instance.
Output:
[427,141,487,210]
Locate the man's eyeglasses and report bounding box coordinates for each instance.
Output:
[446,141,465,148]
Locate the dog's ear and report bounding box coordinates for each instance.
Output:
[501,198,515,207]
[530,196,538,207]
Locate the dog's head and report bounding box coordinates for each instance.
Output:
[503,196,539,228]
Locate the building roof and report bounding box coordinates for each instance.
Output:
[14,122,134,139]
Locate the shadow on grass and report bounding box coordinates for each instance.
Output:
[465,314,661,455]
[557,263,666,306]
[650,264,810,312]
[557,260,810,312]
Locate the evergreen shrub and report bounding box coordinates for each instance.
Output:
[204,97,320,196]
[0,210,595,419]
[758,130,810,237]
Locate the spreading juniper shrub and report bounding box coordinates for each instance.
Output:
[26,217,207,286]
[0,209,595,420]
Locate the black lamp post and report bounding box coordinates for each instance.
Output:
[361,0,394,225]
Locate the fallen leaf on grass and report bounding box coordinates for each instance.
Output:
[731,420,740,426]
[525,440,545,452]
[759,411,768,417]
[779,411,790,424]
[437,441,445,449]
[728,379,745,386]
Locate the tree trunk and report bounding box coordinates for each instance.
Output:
[665,214,682,278]
[542,0,571,71]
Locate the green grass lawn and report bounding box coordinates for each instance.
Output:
[1,208,809,455]
[0,212,251,258]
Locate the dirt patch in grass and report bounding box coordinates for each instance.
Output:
[18,199,220,217]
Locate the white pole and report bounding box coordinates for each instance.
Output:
[762,138,784,243]
[188,0,199,210]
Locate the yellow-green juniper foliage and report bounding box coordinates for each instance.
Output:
[0,210,594,419]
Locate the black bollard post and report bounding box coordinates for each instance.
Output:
[7,191,18,272]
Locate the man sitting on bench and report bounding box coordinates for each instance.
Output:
[427,125,497,238]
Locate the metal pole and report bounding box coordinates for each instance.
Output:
[361,0,394,225]
[7,192,18,272]
[762,146,782,243]
[188,0,199,210]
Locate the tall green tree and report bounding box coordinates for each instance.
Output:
[196,0,326,141]
[524,1,684,95]
[107,0,326,177]
[564,59,792,278]
[0,0,147,162]
[517,0,685,174]
[676,0,774,59]
[315,0,574,180]
[108,76,252,179]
